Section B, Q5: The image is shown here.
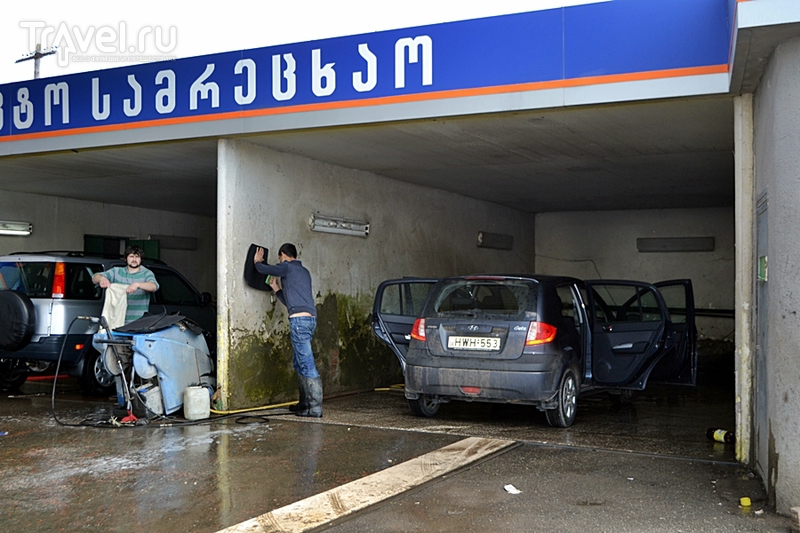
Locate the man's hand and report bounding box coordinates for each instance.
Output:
[126,281,157,294]
[254,247,264,264]
[97,276,111,289]
[269,277,281,292]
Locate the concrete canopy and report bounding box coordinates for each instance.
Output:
[0,95,733,218]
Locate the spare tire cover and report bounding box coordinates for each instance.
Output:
[0,291,36,351]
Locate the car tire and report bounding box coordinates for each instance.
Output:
[408,395,440,417]
[0,359,28,390]
[0,291,36,352]
[78,349,116,395]
[546,368,578,428]
[610,389,637,405]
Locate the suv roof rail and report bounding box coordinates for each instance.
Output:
[8,250,166,263]
[9,250,91,256]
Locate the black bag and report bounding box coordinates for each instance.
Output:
[243,243,272,292]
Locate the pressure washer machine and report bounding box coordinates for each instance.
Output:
[92,313,215,420]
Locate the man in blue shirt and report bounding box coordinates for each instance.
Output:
[254,243,322,417]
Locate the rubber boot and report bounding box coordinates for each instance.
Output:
[296,376,323,418]
[288,379,307,413]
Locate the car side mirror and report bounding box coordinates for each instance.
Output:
[201,292,213,305]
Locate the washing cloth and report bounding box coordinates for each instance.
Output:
[101,283,129,330]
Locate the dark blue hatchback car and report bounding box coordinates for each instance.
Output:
[373,275,696,427]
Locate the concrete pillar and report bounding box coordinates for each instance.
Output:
[733,94,755,464]
[752,37,800,515]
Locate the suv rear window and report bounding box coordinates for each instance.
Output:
[0,262,103,300]
[427,279,538,320]
[0,262,53,297]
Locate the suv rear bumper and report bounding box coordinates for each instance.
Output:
[405,364,561,404]
[0,334,94,365]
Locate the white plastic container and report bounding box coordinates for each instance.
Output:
[138,384,164,416]
[184,386,210,420]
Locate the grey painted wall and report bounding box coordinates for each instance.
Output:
[217,139,536,408]
[753,36,800,515]
[0,190,217,294]
[534,207,735,339]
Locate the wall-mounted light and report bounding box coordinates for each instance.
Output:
[309,213,369,237]
[477,231,513,250]
[0,220,33,236]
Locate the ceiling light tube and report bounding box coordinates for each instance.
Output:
[309,213,369,237]
[0,220,33,236]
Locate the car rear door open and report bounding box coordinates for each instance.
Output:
[372,279,437,373]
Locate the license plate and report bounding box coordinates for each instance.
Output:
[447,336,501,351]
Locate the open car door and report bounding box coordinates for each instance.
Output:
[586,280,672,390]
[649,279,697,386]
[372,278,437,373]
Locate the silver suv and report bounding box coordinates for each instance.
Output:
[0,252,216,393]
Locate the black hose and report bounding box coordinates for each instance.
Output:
[50,316,89,427]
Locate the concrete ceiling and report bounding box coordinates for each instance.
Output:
[0,95,733,218]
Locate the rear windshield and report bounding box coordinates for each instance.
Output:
[426,279,538,320]
[0,261,103,300]
[0,262,54,297]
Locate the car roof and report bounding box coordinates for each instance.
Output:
[438,273,583,286]
[0,251,169,267]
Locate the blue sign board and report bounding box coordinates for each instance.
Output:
[0,0,731,143]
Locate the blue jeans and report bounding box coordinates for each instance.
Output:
[290,316,320,379]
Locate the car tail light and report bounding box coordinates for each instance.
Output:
[525,322,557,345]
[74,344,85,351]
[411,318,426,341]
[52,262,66,299]
[460,386,481,395]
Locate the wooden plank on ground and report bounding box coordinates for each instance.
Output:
[218,436,515,533]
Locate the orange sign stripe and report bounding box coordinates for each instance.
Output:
[0,64,728,144]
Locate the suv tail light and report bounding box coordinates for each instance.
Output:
[525,322,556,345]
[411,318,426,341]
[52,262,66,299]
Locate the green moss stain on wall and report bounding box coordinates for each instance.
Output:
[226,292,402,408]
[335,293,403,389]
[314,294,341,384]
[228,328,296,407]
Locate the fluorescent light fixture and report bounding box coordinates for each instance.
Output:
[309,213,369,237]
[0,220,33,236]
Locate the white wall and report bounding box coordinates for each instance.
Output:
[752,36,800,516]
[0,190,217,293]
[217,139,536,406]
[535,207,735,339]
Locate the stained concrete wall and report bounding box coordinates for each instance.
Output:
[752,36,800,515]
[0,190,217,293]
[217,138,536,409]
[534,207,735,340]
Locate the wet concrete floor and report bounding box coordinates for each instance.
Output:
[1,350,796,532]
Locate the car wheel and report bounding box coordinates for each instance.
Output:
[0,359,28,390]
[0,291,36,352]
[610,389,637,405]
[79,349,116,395]
[546,368,578,428]
[408,395,440,417]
